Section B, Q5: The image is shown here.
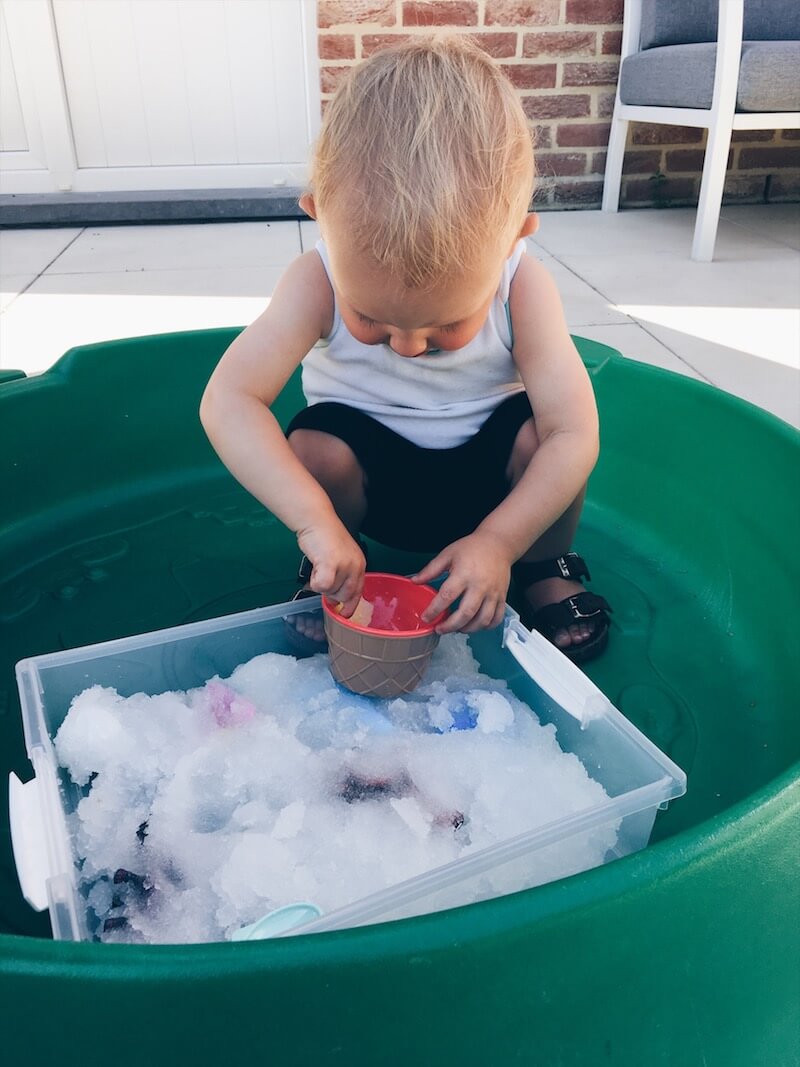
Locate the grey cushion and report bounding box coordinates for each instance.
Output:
[639,0,718,49]
[619,40,800,112]
[739,41,800,111]
[639,0,800,50]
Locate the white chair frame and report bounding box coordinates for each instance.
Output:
[602,0,800,261]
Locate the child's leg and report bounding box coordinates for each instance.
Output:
[506,419,598,652]
[288,428,368,536]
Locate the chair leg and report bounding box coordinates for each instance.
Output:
[601,112,628,212]
[691,121,733,261]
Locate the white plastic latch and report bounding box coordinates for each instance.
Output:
[503,619,612,727]
[8,772,51,911]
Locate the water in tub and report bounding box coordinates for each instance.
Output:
[54,634,617,943]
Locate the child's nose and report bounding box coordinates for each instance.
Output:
[389,331,429,358]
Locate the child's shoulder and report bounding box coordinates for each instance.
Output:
[507,250,572,351]
[281,248,335,337]
[509,248,560,299]
[292,246,332,290]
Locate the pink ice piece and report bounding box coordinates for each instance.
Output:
[205,681,256,728]
[370,595,399,631]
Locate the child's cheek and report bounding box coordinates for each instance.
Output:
[352,327,380,345]
[342,315,381,346]
[435,328,479,351]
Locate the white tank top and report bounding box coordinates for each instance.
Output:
[301,239,527,448]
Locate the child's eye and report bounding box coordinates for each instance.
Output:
[357,313,378,328]
[440,322,461,334]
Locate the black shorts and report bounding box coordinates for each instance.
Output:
[286,392,533,553]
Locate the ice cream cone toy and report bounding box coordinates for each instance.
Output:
[323,573,448,697]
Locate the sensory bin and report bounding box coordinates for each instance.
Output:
[13,605,683,944]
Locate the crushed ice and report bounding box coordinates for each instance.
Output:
[54,635,616,944]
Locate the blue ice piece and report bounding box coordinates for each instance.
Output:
[449,701,479,731]
[431,699,478,733]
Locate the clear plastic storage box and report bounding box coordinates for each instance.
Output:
[10,599,686,941]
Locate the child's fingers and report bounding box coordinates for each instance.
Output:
[440,601,494,635]
[309,560,338,595]
[311,562,363,604]
[412,551,449,586]
[336,587,364,618]
[461,598,504,634]
[434,589,485,634]
[420,575,462,625]
[329,568,364,609]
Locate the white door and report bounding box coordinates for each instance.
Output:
[0,0,320,194]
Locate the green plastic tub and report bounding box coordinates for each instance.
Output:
[1,330,798,1066]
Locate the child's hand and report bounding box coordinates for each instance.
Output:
[413,532,512,634]
[297,526,366,617]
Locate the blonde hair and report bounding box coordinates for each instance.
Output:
[310,36,535,290]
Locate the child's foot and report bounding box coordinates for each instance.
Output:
[512,553,612,664]
[284,553,328,654]
[284,586,328,655]
[522,576,597,650]
[291,597,327,644]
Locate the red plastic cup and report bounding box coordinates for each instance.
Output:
[322,573,447,698]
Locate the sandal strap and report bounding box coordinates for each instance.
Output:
[532,592,611,636]
[291,586,320,603]
[512,552,591,587]
[297,554,313,585]
[297,538,370,585]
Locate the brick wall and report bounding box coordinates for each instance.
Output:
[316,0,800,209]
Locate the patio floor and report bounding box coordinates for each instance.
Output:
[1,203,798,427]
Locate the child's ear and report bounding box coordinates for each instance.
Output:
[518,212,539,239]
[298,192,317,219]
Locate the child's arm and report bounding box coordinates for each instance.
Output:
[418,255,599,633]
[200,252,366,614]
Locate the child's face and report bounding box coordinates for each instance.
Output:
[327,242,503,359]
[302,196,538,357]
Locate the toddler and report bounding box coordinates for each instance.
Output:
[200,36,611,662]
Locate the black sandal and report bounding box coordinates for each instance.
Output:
[511,552,612,664]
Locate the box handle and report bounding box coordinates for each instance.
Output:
[8,772,51,912]
[503,620,611,727]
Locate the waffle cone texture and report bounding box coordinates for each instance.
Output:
[324,614,440,698]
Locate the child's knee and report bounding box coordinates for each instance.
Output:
[288,429,363,486]
[507,418,540,484]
